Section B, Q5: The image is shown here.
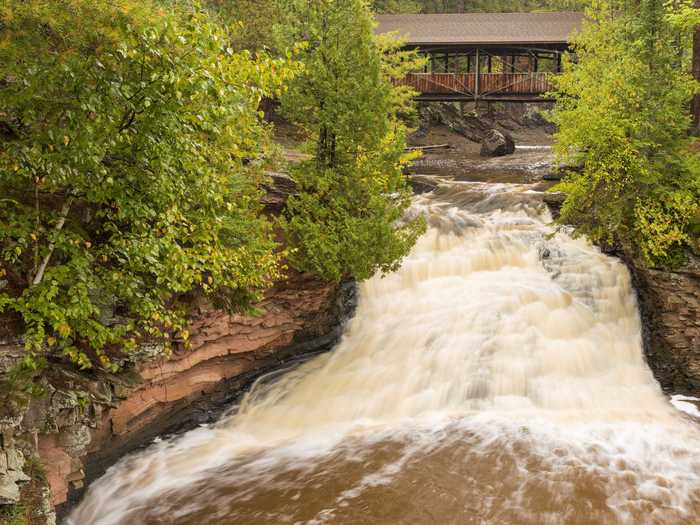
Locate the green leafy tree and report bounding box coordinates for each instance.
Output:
[276,0,426,282]
[203,0,283,51]
[550,0,700,266]
[0,0,298,370]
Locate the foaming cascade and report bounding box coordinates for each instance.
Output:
[69,181,700,525]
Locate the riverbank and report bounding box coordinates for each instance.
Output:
[1,270,356,524]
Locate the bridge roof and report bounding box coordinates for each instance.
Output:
[375,12,584,46]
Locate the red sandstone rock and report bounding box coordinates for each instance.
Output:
[31,270,348,509]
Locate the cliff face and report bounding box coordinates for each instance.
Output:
[626,253,700,396]
[0,270,356,523]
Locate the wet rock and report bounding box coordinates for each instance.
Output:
[0,449,29,505]
[543,160,584,181]
[58,425,91,457]
[625,252,700,396]
[408,175,439,195]
[262,171,298,212]
[0,476,20,504]
[480,129,515,157]
[543,192,566,219]
[522,104,556,133]
[416,101,554,144]
[418,102,490,142]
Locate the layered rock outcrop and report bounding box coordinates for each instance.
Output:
[416,100,554,143]
[0,270,356,523]
[626,253,700,396]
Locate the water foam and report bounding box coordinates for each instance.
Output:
[68,181,700,525]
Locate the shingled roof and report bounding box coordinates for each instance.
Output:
[375,12,584,46]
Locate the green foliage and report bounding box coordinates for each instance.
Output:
[202,0,283,51]
[276,0,425,281]
[0,504,28,525]
[0,0,298,370]
[550,0,700,267]
[375,32,429,125]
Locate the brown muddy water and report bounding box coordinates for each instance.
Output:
[68,156,700,525]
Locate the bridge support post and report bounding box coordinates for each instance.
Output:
[475,48,480,103]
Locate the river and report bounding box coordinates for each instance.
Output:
[68,166,700,525]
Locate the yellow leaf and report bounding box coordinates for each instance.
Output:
[57,323,71,337]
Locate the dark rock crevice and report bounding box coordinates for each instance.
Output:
[623,253,700,397]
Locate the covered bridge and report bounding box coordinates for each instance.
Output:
[375,12,584,102]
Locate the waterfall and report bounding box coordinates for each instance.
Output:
[69,181,700,525]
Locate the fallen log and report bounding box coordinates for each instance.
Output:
[407,144,450,151]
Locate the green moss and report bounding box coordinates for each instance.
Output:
[0,505,28,525]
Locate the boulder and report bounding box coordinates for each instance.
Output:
[543,192,566,219]
[261,171,298,212]
[480,129,515,157]
[0,448,29,505]
[408,175,439,195]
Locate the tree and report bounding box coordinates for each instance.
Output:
[550,0,700,266]
[276,0,426,281]
[0,0,298,370]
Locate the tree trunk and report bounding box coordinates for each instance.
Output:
[692,0,700,134]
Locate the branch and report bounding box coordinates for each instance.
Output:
[31,196,74,287]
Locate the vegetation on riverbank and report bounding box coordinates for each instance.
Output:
[550,0,700,267]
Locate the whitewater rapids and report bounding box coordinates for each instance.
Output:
[68,180,700,525]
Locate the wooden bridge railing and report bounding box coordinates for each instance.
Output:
[396,72,555,100]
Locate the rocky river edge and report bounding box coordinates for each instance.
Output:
[0,254,357,524]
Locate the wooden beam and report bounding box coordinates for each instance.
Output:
[475,48,480,102]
